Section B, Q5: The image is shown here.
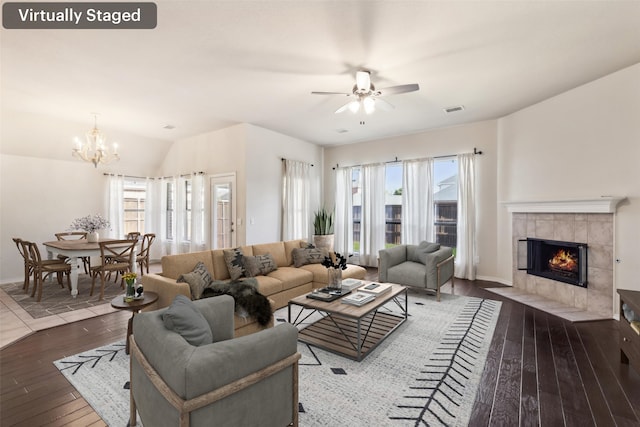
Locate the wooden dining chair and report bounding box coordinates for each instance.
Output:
[136,233,156,276]
[13,237,33,292]
[55,231,91,273]
[90,240,137,300]
[126,232,141,241]
[24,240,71,302]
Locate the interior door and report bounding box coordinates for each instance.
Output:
[210,174,236,249]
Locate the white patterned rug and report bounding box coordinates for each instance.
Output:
[54,291,501,426]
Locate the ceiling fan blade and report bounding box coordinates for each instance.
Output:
[356,70,371,91]
[375,98,395,111]
[376,83,420,96]
[311,91,351,96]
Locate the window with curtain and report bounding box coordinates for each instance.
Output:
[123,179,146,235]
[455,153,476,280]
[161,173,206,254]
[282,159,311,241]
[434,157,458,249]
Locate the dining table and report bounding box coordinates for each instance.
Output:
[43,239,138,298]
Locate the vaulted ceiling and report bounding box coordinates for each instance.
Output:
[2,0,640,150]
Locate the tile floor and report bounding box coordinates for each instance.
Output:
[0,262,161,349]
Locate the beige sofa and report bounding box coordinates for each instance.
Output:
[141,239,366,337]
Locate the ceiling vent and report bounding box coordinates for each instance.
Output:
[444,105,464,114]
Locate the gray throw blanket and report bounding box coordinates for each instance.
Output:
[201,278,272,326]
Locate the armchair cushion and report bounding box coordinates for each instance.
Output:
[407,241,441,264]
[162,295,213,346]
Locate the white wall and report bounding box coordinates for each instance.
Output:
[244,124,323,244]
[497,63,640,291]
[323,120,499,281]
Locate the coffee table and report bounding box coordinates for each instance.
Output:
[110,291,158,354]
[288,283,407,361]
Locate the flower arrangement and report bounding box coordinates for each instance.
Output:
[321,252,350,270]
[122,272,137,284]
[68,214,110,233]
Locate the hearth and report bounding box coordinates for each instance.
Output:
[518,238,588,287]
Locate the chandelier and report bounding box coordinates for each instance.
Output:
[72,114,120,168]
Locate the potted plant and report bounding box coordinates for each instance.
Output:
[313,207,334,251]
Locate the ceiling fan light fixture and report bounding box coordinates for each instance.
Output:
[348,100,361,113]
[363,97,376,114]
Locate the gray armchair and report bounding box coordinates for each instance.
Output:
[130,295,300,427]
[378,242,454,301]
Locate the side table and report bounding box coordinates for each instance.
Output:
[111,291,159,354]
[618,289,640,374]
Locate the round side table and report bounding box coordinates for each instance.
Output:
[110,291,159,354]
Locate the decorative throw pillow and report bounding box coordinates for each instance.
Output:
[177,261,212,300]
[292,247,326,268]
[223,247,246,281]
[408,241,441,265]
[243,254,278,277]
[162,295,213,346]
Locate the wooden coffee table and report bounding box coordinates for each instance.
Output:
[110,291,158,354]
[288,283,407,361]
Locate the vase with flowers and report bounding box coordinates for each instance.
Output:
[68,214,110,242]
[321,252,350,290]
[123,272,137,302]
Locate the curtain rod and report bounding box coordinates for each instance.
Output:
[281,157,314,167]
[104,171,206,180]
[332,147,483,170]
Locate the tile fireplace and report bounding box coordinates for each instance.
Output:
[518,237,588,287]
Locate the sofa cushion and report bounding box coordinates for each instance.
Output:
[223,247,247,280]
[244,254,278,277]
[267,267,313,290]
[212,246,254,281]
[252,275,284,296]
[176,261,212,300]
[161,250,215,281]
[252,242,287,267]
[162,295,213,346]
[407,241,441,265]
[284,239,307,265]
[291,247,326,267]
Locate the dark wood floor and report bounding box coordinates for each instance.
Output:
[1,276,639,426]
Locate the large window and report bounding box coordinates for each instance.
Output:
[351,163,403,253]
[166,181,174,240]
[124,180,146,236]
[433,158,458,249]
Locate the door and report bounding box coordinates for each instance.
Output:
[210,174,236,249]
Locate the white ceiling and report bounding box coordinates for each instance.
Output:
[2,0,640,148]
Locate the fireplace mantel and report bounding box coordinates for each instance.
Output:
[503,197,625,214]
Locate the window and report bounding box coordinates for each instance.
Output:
[184,179,192,241]
[124,180,146,236]
[351,163,404,253]
[433,158,458,249]
[166,181,174,240]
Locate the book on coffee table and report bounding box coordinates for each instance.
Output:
[341,292,375,306]
[341,278,362,292]
[358,283,392,296]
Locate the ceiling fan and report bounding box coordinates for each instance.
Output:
[311,70,419,114]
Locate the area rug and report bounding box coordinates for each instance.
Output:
[54,292,501,426]
[1,274,125,319]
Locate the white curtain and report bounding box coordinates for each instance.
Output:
[455,153,477,280]
[190,173,206,253]
[144,177,163,261]
[334,167,353,255]
[282,159,311,241]
[159,177,175,257]
[401,158,434,244]
[360,163,386,266]
[107,174,124,239]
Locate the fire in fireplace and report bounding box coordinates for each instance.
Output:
[518,238,588,287]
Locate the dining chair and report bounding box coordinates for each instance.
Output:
[13,237,33,292]
[90,240,137,300]
[55,231,91,273]
[136,233,156,276]
[126,232,141,241]
[23,240,71,302]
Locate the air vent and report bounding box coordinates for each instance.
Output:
[444,105,465,114]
